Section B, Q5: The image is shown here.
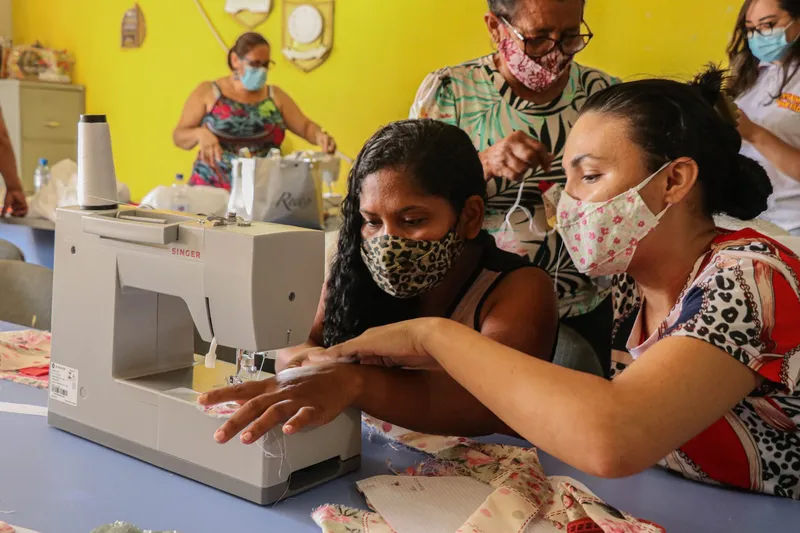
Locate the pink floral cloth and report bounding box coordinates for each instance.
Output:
[198,401,241,419]
[313,416,665,533]
[0,330,50,389]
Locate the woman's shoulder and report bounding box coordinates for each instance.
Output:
[421,55,495,86]
[571,63,621,92]
[191,79,223,100]
[662,229,800,391]
[480,264,554,321]
[707,228,800,275]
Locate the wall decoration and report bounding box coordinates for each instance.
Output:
[225,0,272,30]
[121,3,146,48]
[281,0,334,73]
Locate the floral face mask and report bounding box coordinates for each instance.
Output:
[555,161,672,277]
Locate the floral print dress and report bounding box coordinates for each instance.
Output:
[188,82,287,190]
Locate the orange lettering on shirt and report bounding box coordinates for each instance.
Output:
[777,93,800,113]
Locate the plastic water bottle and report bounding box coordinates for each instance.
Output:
[171,173,190,213]
[227,160,248,218]
[33,158,52,193]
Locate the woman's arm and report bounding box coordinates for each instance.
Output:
[347,267,557,436]
[404,319,760,478]
[173,82,215,150]
[201,266,559,441]
[739,109,800,181]
[271,86,335,153]
[0,106,26,216]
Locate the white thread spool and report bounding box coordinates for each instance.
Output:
[77,115,119,210]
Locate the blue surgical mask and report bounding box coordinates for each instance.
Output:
[748,22,797,63]
[240,65,267,91]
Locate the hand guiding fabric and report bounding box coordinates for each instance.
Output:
[198,365,361,444]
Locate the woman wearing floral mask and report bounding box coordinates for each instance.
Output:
[198,119,557,440]
[728,0,800,236]
[206,68,800,500]
[411,0,620,375]
[173,32,336,190]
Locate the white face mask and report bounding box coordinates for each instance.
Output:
[555,161,672,277]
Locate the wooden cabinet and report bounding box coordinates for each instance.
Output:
[0,80,85,193]
[0,0,11,41]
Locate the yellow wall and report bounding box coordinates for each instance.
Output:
[12,0,741,200]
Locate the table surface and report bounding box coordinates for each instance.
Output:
[1,321,798,533]
[0,216,55,231]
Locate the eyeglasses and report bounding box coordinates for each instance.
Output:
[243,58,276,70]
[501,17,593,58]
[745,20,794,39]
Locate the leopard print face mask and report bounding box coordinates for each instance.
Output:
[360,229,466,299]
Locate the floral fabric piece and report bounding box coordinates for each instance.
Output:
[0,330,50,389]
[313,505,397,533]
[314,416,663,533]
[198,401,241,419]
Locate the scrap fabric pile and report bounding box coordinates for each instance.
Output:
[313,416,665,533]
[0,330,50,389]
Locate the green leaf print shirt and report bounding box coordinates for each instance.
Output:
[410,54,620,318]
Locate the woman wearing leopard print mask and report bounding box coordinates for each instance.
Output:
[202,68,800,501]
[199,119,558,439]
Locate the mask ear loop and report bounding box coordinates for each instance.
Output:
[553,238,564,293]
[500,180,536,235]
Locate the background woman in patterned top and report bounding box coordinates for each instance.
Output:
[286,69,800,500]
[410,0,619,374]
[173,32,337,190]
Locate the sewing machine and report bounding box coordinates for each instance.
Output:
[46,207,362,504]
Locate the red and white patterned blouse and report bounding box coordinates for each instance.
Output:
[610,228,800,499]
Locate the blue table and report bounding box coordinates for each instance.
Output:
[0,217,55,268]
[0,324,798,532]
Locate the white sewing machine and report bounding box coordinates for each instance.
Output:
[45,114,360,505]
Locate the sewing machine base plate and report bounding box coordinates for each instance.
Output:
[48,412,362,505]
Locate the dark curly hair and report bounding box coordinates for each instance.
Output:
[322,119,487,347]
[579,66,772,221]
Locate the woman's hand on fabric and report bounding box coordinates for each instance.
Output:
[282,346,328,370]
[3,187,27,217]
[196,127,223,168]
[315,130,337,154]
[308,319,441,369]
[736,108,762,143]
[479,130,553,181]
[197,364,361,444]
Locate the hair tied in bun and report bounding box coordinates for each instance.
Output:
[715,92,740,128]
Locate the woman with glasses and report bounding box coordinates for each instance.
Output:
[173,32,336,190]
[411,0,619,373]
[728,0,800,235]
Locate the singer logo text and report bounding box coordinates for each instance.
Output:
[171,248,201,259]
